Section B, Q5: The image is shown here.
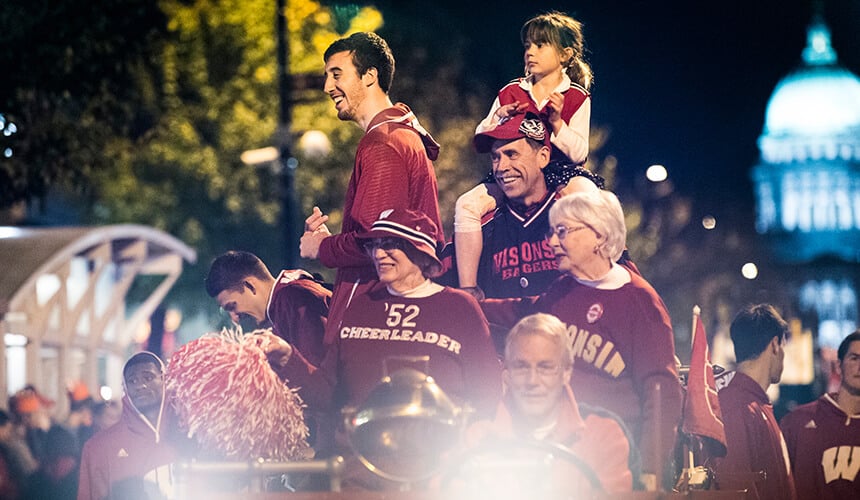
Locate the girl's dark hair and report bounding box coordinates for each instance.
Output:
[521,11,593,90]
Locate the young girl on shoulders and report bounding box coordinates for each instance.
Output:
[455,11,597,296]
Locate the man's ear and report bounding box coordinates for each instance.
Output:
[770,336,781,355]
[362,67,378,87]
[537,145,551,170]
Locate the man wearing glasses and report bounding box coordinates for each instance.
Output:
[466,313,635,494]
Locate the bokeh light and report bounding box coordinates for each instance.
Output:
[741,262,759,280]
[646,164,668,182]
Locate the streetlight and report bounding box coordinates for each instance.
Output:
[242,3,327,267]
[298,130,332,159]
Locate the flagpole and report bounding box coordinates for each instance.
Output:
[677,304,727,492]
[687,307,701,474]
[692,305,701,337]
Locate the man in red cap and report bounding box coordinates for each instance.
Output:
[9,386,65,466]
[66,381,96,446]
[439,113,597,353]
[464,112,598,304]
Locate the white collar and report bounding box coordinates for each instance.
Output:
[574,262,631,290]
[518,71,572,107]
[387,279,444,298]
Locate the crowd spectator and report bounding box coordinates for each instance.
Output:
[9,385,78,469]
[713,304,796,500]
[24,424,80,499]
[91,400,122,435]
[0,408,37,499]
[780,330,860,499]
[66,381,96,446]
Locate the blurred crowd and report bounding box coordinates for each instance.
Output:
[0,382,121,499]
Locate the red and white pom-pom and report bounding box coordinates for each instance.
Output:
[165,328,310,460]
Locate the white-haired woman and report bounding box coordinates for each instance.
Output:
[481,190,681,491]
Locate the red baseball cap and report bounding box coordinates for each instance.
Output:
[473,112,550,153]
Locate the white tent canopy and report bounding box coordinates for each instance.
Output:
[0,224,196,408]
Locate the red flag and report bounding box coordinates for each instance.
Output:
[681,306,727,458]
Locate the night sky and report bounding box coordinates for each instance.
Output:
[376,0,860,228]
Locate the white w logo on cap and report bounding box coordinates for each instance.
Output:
[518,117,546,142]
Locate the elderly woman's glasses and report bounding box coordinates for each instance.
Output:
[363,237,408,255]
[545,224,590,241]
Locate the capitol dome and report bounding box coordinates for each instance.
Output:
[759,19,860,164]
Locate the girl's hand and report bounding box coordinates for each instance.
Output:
[495,101,529,122]
[546,92,564,134]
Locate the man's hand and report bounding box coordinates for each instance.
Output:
[304,206,330,233]
[300,230,328,259]
[300,206,332,259]
[256,330,294,369]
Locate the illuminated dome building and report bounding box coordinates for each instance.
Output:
[752,17,860,350]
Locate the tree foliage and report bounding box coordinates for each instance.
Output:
[2,0,497,322]
[3,0,743,346]
[84,0,389,311]
[0,0,167,208]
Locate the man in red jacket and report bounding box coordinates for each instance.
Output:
[78,352,178,500]
[463,313,635,496]
[299,32,444,343]
[205,250,331,366]
[713,304,796,500]
[780,330,860,499]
